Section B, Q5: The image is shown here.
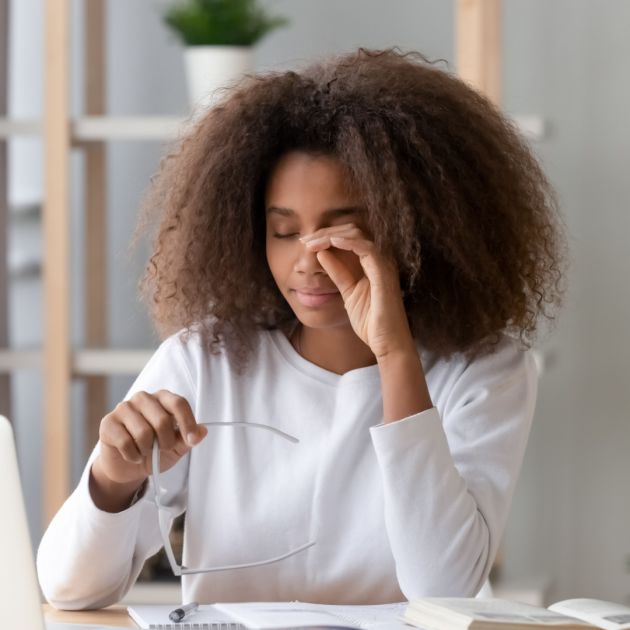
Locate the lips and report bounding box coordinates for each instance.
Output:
[294,287,338,295]
[292,288,340,307]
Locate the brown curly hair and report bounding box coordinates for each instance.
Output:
[135,47,567,372]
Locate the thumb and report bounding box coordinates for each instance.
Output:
[186,424,208,447]
[316,250,355,296]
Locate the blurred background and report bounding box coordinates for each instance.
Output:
[1,0,629,607]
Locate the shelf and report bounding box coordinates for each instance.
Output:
[512,115,545,140]
[0,347,547,376]
[121,581,180,605]
[73,116,187,141]
[0,349,41,370]
[1,114,546,142]
[0,118,41,137]
[73,348,153,375]
[0,348,153,375]
[0,116,186,141]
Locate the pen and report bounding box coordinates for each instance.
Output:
[169,601,200,623]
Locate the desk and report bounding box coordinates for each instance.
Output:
[44,604,136,627]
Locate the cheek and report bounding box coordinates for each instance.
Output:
[265,240,288,280]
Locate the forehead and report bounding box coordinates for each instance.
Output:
[264,151,359,207]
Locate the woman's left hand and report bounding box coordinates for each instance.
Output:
[300,223,414,360]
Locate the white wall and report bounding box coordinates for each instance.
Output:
[500,0,630,603]
[7,0,630,604]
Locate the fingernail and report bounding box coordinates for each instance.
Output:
[186,432,198,446]
[305,237,326,247]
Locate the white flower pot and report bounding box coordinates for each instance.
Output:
[184,46,253,114]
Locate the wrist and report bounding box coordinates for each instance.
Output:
[375,336,418,366]
[377,343,433,423]
[89,457,146,513]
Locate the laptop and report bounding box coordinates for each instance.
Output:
[0,415,118,630]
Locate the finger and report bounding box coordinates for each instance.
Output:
[326,236,387,286]
[314,248,357,297]
[118,403,158,457]
[101,419,143,464]
[129,391,180,451]
[154,390,207,448]
[299,223,364,244]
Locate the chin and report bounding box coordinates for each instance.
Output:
[292,309,351,331]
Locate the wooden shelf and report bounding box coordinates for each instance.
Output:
[0,114,546,142]
[0,118,42,137]
[73,116,187,141]
[0,116,187,141]
[73,348,153,375]
[0,348,153,375]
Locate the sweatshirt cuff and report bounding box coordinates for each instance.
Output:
[369,406,444,463]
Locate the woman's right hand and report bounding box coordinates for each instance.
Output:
[89,390,207,511]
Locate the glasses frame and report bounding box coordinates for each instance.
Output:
[151,421,316,577]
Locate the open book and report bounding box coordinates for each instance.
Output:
[403,598,630,630]
[128,601,410,630]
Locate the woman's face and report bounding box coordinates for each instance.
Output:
[265,151,367,331]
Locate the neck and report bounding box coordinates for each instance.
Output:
[292,323,377,375]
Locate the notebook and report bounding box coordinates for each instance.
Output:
[0,415,118,630]
[128,601,411,630]
[128,604,245,630]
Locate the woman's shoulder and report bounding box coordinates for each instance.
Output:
[421,334,539,401]
[159,326,277,375]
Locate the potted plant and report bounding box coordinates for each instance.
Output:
[163,0,289,112]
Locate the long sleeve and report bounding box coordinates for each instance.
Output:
[37,335,194,609]
[369,339,538,599]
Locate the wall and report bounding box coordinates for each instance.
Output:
[7,0,630,603]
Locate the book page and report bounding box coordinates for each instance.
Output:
[549,599,630,630]
[408,598,592,626]
[214,601,409,630]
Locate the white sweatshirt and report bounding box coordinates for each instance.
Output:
[37,328,537,609]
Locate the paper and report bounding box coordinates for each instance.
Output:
[214,601,410,630]
[127,604,245,630]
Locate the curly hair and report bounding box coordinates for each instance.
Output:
[135,47,567,372]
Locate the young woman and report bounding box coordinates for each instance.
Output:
[37,48,566,608]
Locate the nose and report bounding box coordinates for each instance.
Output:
[293,241,327,275]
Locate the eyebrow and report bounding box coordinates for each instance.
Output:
[266,206,363,218]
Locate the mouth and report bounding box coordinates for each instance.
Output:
[292,289,340,308]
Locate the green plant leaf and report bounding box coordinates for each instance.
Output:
[163,0,290,46]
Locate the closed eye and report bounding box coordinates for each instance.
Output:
[273,233,298,239]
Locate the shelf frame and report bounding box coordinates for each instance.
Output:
[84,0,109,455]
[456,0,502,105]
[0,0,9,419]
[43,0,72,523]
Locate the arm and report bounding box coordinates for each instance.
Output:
[301,225,536,597]
[36,334,194,609]
[377,338,433,423]
[370,338,538,598]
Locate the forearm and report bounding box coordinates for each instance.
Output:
[90,456,146,513]
[377,341,433,423]
[37,459,150,609]
[371,410,493,597]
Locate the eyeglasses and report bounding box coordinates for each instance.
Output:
[151,421,316,577]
